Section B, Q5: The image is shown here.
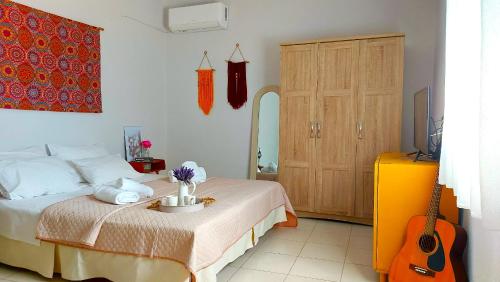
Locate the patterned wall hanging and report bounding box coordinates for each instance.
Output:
[196,50,214,115]
[0,0,103,113]
[226,43,249,109]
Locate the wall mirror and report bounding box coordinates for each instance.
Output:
[249,85,280,180]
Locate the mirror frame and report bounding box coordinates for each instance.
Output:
[249,85,280,180]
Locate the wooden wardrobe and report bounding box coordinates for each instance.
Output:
[278,33,404,224]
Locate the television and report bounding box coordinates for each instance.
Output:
[413,86,432,160]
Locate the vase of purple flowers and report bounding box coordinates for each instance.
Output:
[173,166,197,206]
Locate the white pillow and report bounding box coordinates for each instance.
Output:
[0,146,47,160]
[47,144,109,160]
[0,146,49,198]
[47,144,110,183]
[71,154,141,185]
[0,157,81,200]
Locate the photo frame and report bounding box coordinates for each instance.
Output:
[124,126,143,161]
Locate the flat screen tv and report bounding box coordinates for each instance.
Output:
[413,86,431,159]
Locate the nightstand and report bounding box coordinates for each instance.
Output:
[129,159,166,174]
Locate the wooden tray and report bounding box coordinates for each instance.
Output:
[159,199,204,213]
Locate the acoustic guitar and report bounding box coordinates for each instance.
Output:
[389,169,468,282]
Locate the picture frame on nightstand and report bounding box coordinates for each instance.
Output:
[124,126,142,161]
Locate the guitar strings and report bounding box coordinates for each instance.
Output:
[422,169,441,252]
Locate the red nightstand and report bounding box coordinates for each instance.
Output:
[129,159,166,174]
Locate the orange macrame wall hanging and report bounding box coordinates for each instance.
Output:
[197,69,214,115]
[196,51,215,115]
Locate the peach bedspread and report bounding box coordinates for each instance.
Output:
[36,178,296,274]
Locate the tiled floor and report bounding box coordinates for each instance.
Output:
[218,218,377,282]
[0,218,376,282]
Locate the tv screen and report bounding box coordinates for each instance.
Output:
[414,86,431,155]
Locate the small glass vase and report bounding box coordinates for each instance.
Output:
[141,148,150,158]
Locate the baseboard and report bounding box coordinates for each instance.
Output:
[296,211,373,226]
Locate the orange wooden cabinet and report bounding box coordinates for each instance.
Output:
[373,153,458,281]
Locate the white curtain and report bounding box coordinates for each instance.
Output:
[439,0,500,229]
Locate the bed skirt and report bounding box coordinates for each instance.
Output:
[0,206,287,282]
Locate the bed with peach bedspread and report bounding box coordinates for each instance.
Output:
[1,178,296,282]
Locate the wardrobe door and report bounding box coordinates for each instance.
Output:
[356,37,404,218]
[315,41,359,216]
[279,44,318,212]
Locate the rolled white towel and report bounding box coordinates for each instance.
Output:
[115,178,154,197]
[94,186,140,205]
[181,161,207,183]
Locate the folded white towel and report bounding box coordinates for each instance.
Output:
[94,186,140,205]
[115,178,154,197]
[167,170,178,183]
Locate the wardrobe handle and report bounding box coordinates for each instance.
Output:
[316,122,321,138]
[310,122,316,138]
[357,121,364,139]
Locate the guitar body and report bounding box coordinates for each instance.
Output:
[389,216,467,282]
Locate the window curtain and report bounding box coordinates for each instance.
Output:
[439,0,500,229]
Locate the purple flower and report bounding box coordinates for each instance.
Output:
[173,166,195,184]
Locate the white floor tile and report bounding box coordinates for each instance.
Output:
[229,269,286,282]
[217,266,239,282]
[269,228,312,242]
[0,264,17,279]
[4,270,51,282]
[229,248,256,268]
[348,236,372,251]
[289,258,343,281]
[308,230,350,247]
[243,252,296,274]
[285,275,331,282]
[299,243,346,262]
[297,218,317,231]
[257,238,305,256]
[340,264,377,282]
[345,247,372,266]
[257,231,272,243]
[314,221,352,235]
[350,225,372,238]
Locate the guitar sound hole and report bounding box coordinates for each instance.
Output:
[419,234,436,253]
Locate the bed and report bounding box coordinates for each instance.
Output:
[0,174,296,282]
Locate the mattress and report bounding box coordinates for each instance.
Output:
[0,174,165,246]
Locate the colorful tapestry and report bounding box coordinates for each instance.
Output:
[0,0,102,113]
[197,69,214,115]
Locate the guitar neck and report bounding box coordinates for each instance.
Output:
[423,169,443,235]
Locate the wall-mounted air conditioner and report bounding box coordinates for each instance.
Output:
[168,2,228,33]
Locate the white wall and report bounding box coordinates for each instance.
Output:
[462,211,500,282]
[432,0,446,120]
[163,0,441,178]
[0,0,168,160]
[257,92,279,168]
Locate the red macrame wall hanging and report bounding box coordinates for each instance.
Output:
[0,0,103,113]
[196,51,214,115]
[227,43,249,109]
